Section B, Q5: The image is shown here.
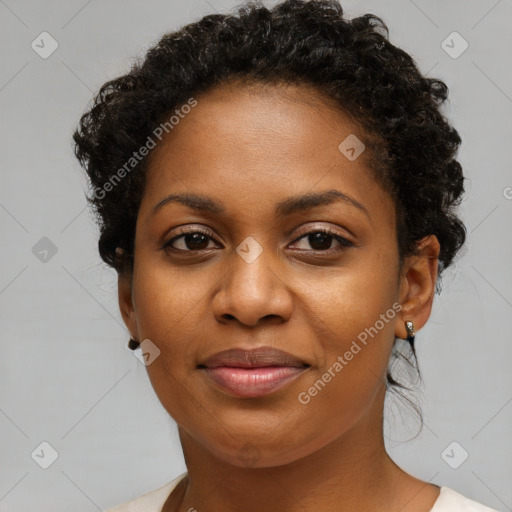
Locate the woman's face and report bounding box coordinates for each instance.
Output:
[120,81,410,467]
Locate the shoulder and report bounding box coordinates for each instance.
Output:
[432,486,502,512]
[103,472,187,512]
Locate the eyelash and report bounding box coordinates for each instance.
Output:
[163,226,354,254]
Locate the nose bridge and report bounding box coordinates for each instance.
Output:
[213,234,292,326]
[236,235,276,291]
[231,233,279,301]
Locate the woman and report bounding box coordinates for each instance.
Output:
[73,1,500,511]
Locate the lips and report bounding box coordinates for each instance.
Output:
[198,347,309,398]
[199,347,309,369]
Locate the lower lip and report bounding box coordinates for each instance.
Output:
[202,366,307,398]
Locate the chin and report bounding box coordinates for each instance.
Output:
[195,422,336,470]
[209,441,307,469]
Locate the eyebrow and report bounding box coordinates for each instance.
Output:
[150,189,370,219]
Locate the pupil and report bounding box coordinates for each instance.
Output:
[309,232,332,250]
[186,233,209,250]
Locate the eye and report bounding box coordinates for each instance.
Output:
[163,227,220,252]
[289,228,354,253]
[163,226,354,254]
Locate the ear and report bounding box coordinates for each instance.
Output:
[395,235,440,339]
[118,270,139,341]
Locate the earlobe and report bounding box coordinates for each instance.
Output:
[396,235,440,340]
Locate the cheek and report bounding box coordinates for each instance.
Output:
[284,289,397,460]
[130,264,202,390]
[303,246,399,352]
[295,257,399,414]
[132,259,209,345]
[131,269,202,427]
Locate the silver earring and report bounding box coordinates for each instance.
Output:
[405,320,415,345]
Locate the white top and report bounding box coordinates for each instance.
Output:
[103,472,501,512]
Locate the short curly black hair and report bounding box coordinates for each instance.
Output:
[73,0,466,411]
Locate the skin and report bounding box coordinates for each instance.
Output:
[118,81,441,512]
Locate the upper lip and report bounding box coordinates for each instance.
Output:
[198,346,309,369]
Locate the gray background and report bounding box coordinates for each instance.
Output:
[1,0,511,511]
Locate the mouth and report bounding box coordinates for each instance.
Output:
[197,346,310,398]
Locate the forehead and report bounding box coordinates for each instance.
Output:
[149,80,362,167]
[138,81,392,227]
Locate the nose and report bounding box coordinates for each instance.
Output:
[212,244,293,327]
